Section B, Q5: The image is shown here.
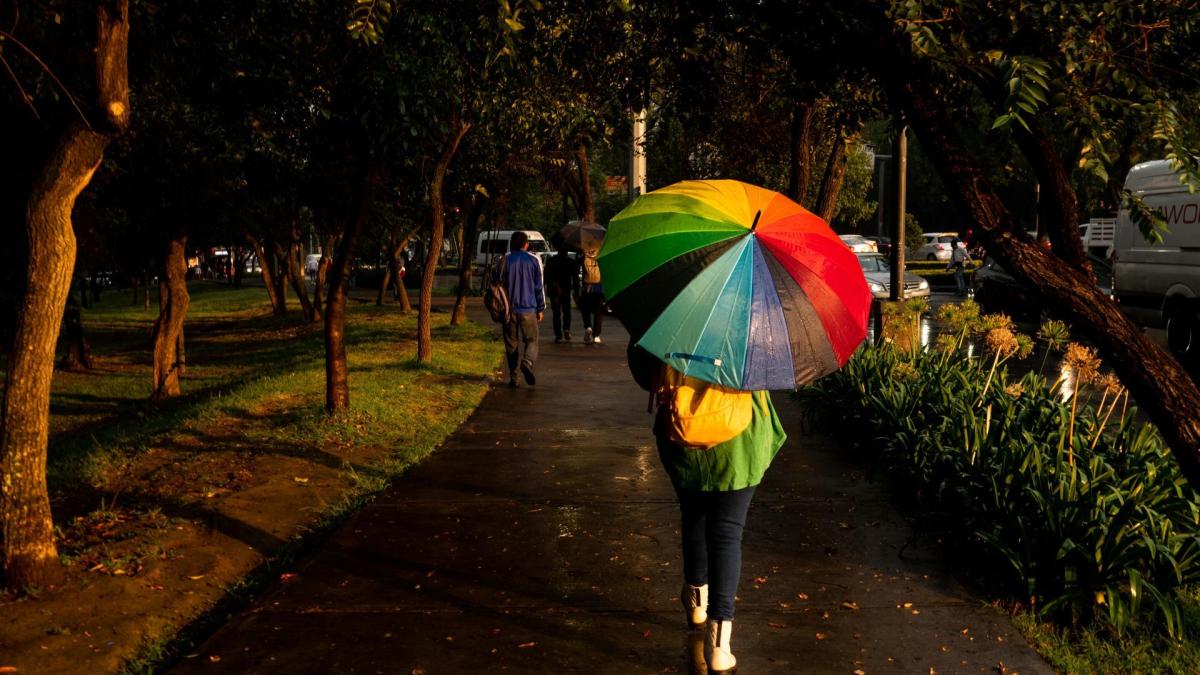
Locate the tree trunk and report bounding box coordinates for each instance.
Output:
[417,119,471,362]
[313,233,336,316]
[151,233,190,400]
[452,193,487,325]
[874,30,1200,489]
[246,233,286,315]
[814,127,848,224]
[143,268,151,311]
[787,100,817,206]
[395,231,413,314]
[282,224,318,322]
[575,140,595,222]
[325,169,374,412]
[1,0,129,590]
[232,246,246,289]
[377,235,396,307]
[58,296,93,372]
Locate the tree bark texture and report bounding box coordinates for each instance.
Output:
[451,194,487,325]
[873,29,1200,490]
[1,0,129,590]
[814,127,848,224]
[246,233,287,315]
[787,100,817,206]
[281,224,318,323]
[151,233,190,400]
[417,119,471,362]
[58,296,93,372]
[325,169,373,412]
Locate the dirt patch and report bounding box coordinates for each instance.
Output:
[0,294,500,674]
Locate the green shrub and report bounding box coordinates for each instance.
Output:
[799,308,1200,639]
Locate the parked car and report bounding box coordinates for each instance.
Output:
[973,252,1112,319]
[864,236,893,255]
[1112,159,1200,361]
[839,234,877,253]
[857,253,930,299]
[914,232,960,261]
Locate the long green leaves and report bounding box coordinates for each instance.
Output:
[800,336,1200,639]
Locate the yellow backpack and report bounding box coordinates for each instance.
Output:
[656,365,754,449]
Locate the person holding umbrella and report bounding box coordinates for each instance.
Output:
[602,180,871,673]
[544,246,578,343]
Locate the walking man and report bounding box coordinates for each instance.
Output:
[501,231,545,387]
[545,247,578,343]
[948,238,972,297]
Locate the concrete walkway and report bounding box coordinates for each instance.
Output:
[174,314,1050,674]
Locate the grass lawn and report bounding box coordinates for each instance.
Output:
[1,280,504,674]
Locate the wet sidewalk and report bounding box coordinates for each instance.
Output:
[174,314,1049,674]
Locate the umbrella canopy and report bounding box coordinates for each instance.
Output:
[557,220,606,255]
[599,179,871,390]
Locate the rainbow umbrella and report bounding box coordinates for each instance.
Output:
[599,179,871,390]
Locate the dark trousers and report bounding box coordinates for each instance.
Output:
[550,291,572,339]
[953,266,967,296]
[579,292,605,336]
[675,485,757,621]
[503,311,539,375]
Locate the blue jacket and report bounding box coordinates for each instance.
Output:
[502,250,545,314]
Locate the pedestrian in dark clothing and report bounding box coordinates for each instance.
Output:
[947,238,972,297]
[578,252,606,344]
[500,231,545,386]
[544,248,578,343]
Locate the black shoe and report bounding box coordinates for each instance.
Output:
[520,363,536,386]
[507,377,518,388]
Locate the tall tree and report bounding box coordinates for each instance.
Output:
[0,0,130,590]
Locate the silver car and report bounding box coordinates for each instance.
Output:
[857,253,930,299]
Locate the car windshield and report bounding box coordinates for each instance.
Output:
[858,256,890,273]
[527,239,548,252]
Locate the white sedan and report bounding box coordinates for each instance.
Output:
[839,234,878,253]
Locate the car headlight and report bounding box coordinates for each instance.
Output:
[868,281,885,292]
[918,279,928,289]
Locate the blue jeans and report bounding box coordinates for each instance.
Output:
[675,485,757,620]
[953,265,966,296]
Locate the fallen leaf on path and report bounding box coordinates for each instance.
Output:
[753,576,768,584]
[209,655,221,663]
[911,610,921,615]
[797,592,809,600]
[187,575,205,581]
[854,670,866,675]
[517,642,537,648]
[280,573,298,582]
[814,632,826,640]
[293,476,310,484]
[902,602,913,608]
[841,601,859,611]
[642,629,652,638]
[767,622,786,629]
[0,667,18,673]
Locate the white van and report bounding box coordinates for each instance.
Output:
[474,230,553,269]
[1112,160,1200,359]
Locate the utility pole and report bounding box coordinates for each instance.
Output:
[888,125,908,303]
[630,109,647,200]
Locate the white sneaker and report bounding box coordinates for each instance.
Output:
[592,335,602,344]
[682,583,708,629]
[705,620,736,673]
